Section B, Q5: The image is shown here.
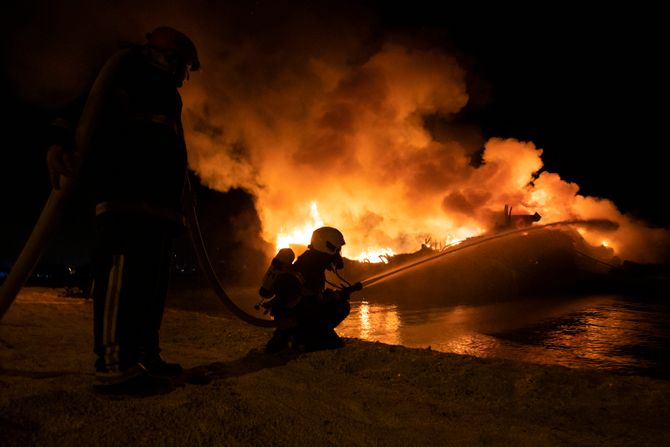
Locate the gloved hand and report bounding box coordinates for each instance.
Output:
[46,144,77,190]
[335,282,363,301]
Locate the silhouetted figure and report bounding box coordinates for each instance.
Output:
[47,26,200,396]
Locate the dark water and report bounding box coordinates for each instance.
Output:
[168,284,670,380]
[337,294,670,380]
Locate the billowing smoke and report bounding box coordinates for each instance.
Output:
[4,1,668,264]
[180,8,669,263]
[186,39,475,255]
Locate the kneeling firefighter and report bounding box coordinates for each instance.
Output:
[257,226,362,353]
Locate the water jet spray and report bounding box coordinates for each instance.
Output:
[359,219,619,289]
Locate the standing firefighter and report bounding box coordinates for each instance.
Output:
[48,26,200,395]
[259,226,362,353]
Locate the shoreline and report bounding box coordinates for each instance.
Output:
[1,288,669,446]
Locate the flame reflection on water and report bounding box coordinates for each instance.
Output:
[356,300,401,345]
[337,295,670,378]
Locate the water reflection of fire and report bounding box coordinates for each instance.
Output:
[354,300,401,345]
[339,296,659,375]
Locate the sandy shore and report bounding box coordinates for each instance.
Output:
[1,288,669,446]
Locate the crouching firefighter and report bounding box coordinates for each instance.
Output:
[257,226,362,353]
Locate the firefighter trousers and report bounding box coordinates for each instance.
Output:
[92,214,173,372]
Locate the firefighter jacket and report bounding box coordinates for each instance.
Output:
[81,46,188,225]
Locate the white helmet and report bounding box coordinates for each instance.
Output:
[310,226,345,255]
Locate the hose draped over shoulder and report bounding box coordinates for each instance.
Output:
[0,50,278,327]
[0,50,132,320]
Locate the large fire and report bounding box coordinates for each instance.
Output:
[3,2,668,267]
[183,27,669,265]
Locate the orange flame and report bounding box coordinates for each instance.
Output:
[275,201,324,251]
[185,39,670,265]
[274,202,485,263]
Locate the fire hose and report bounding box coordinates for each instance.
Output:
[0,49,131,321]
[184,175,277,327]
[0,47,280,326]
[0,167,342,328]
[0,46,337,327]
[0,165,277,326]
[186,173,366,327]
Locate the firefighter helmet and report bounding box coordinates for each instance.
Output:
[145,26,200,71]
[310,227,345,255]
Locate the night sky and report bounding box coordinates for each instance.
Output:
[1,1,667,266]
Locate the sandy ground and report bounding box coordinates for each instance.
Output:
[1,288,669,446]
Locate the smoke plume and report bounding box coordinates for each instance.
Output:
[4,0,668,263]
